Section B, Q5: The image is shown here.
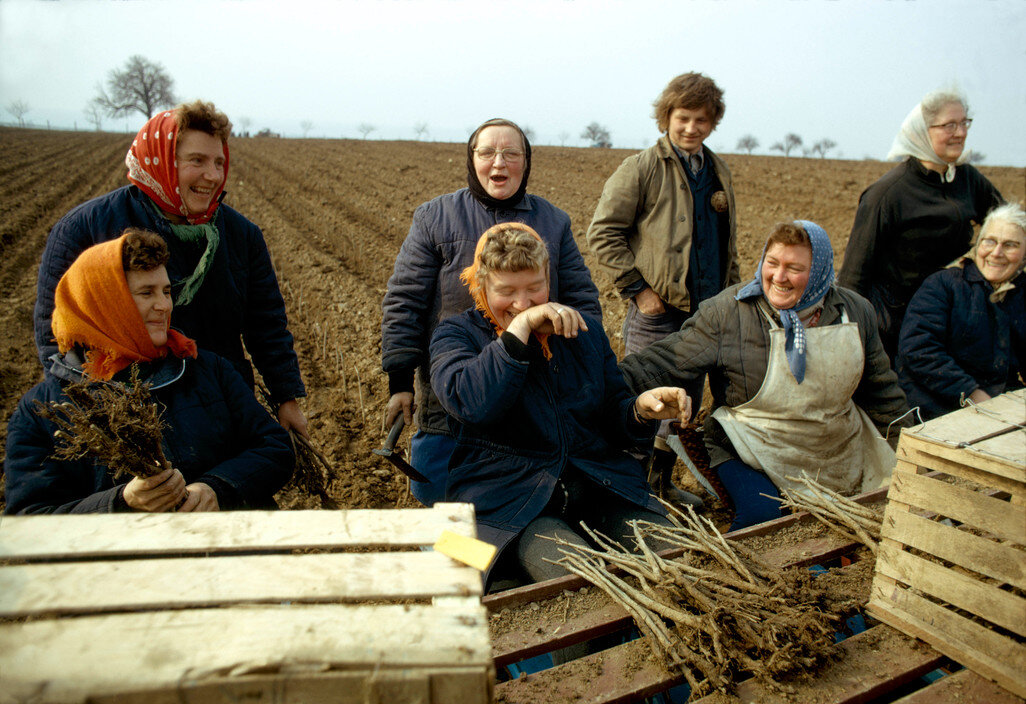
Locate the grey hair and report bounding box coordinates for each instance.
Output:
[920,89,969,124]
[981,202,1026,237]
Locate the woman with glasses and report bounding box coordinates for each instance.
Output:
[897,203,1026,420]
[839,89,1004,362]
[381,118,601,506]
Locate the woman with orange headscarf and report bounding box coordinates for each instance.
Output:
[6,229,294,514]
[33,100,308,439]
[429,223,690,588]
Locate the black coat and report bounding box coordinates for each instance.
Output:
[33,185,305,404]
[897,262,1026,420]
[4,350,295,514]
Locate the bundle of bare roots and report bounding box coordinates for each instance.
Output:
[769,473,884,553]
[257,383,337,509]
[550,502,853,697]
[34,365,170,479]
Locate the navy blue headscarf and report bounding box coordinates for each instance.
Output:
[736,220,835,383]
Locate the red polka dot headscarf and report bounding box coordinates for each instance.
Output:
[125,110,229,225]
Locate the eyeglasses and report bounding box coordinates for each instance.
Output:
[473,147,525,163]
[978,236,1022,253]
[928,118,973,134]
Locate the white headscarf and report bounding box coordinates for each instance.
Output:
[886,102,967,183]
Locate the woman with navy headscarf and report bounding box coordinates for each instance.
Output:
[621,221,909,529]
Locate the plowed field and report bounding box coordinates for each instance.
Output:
[1,127,1022,510]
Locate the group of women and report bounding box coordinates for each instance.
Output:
[5,81,1023,596]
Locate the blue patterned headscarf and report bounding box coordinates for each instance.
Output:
[736,220,835,383]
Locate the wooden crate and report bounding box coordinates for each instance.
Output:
[868,389,1026,699]
[0,503,493,704]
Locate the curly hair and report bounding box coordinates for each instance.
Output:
[920,89,969,125]
[476,223,549,281]
[175,100,232,141]
[121,228,169,272]
[652,73,726,133]
[764,222,811,253]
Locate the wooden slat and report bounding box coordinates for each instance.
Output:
[886,471,1026,543]
[0,603,492,704]
[0,551,482,617]
[0,503,476,560]
[881,507,1026,590]
[902,389,1026,456]
[901,426,1026,484]
[868,577,1026,699]
[876,541,1025,636]
[892,667,1025,704]
[897,444,1025,498]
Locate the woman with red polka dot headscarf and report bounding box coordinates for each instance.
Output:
[33,101,308,439]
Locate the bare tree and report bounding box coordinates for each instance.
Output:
[238,116,252,136]
[357,123,376,140]
[810,139,837,158]
[736,134,759,155]
[413,122,429,140]
[558,131,570,147]
[94,55,176,119]
[83,101,104,131]
[967,152,986,164]
[581,122,612,148]
[300,120,313,138]
[6,99,29,127]
[522,126,536,143]
[770,133,803,157]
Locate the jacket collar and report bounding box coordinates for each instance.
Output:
[48,345,187,390]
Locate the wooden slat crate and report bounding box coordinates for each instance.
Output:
[868,388,1026,699]
[0,503,493,704]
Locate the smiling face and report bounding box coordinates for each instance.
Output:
[483,268,549,329]
[127,266,173,347]
[761,243,812,310]
[472,126,526,201]
[667,106,714,155]
[927,102,968,164]
[176,129,226,215]
[974,220,1026,286]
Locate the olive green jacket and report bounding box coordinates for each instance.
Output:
[586,136,740,312]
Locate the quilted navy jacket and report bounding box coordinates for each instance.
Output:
[897,261,1026,420]
[382,188,601,434]
[429,309,662,562]
[33,185,305,404]
[4,350,295,514]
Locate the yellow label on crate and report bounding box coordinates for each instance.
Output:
[433,530,497,571]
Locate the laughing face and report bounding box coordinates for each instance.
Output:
[176,129,226,216]
[483,268,549,329]
[761,243,812,310]
[473,126,526,201]
[974,220,1026,286]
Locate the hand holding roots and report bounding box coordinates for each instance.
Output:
[34,366,170,479]
[551,501,853,697]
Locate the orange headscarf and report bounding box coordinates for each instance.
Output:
[52,234,198,380]
[459,222,553,360]
[125,110,229,225]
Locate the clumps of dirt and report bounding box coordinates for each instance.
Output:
[553,505,859,699]
[34,366,169,479]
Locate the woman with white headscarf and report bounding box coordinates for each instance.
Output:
[838,89,1004,362]
[622,221,909,530]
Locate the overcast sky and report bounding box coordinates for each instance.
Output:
[2,0,1024,166]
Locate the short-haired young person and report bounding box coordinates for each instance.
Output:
[587,73,739,504]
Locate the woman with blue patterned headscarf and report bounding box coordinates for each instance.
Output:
[621,221,909,530]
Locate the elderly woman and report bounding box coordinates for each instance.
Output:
[587,72,739,503]
[839,89,1004,361]
[6,229,294,514]
[897,203,1026,419]
[382,118,601,506]
[622,221,909,530]
[430,223,689,586]
[34,101,308,438]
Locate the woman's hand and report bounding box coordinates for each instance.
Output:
[385,391,415,428]
[635,387,692,424]
[123,467,188,512]
[178,482,220,512]
[506,303,588,343]
[277,399,310,441]
[634,287,666,316]
[967,388,992,405]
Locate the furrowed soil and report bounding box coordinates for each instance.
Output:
[1,127,1023,514]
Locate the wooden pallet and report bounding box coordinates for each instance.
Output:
[0,503,493,704]
[868,389,1026,700]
